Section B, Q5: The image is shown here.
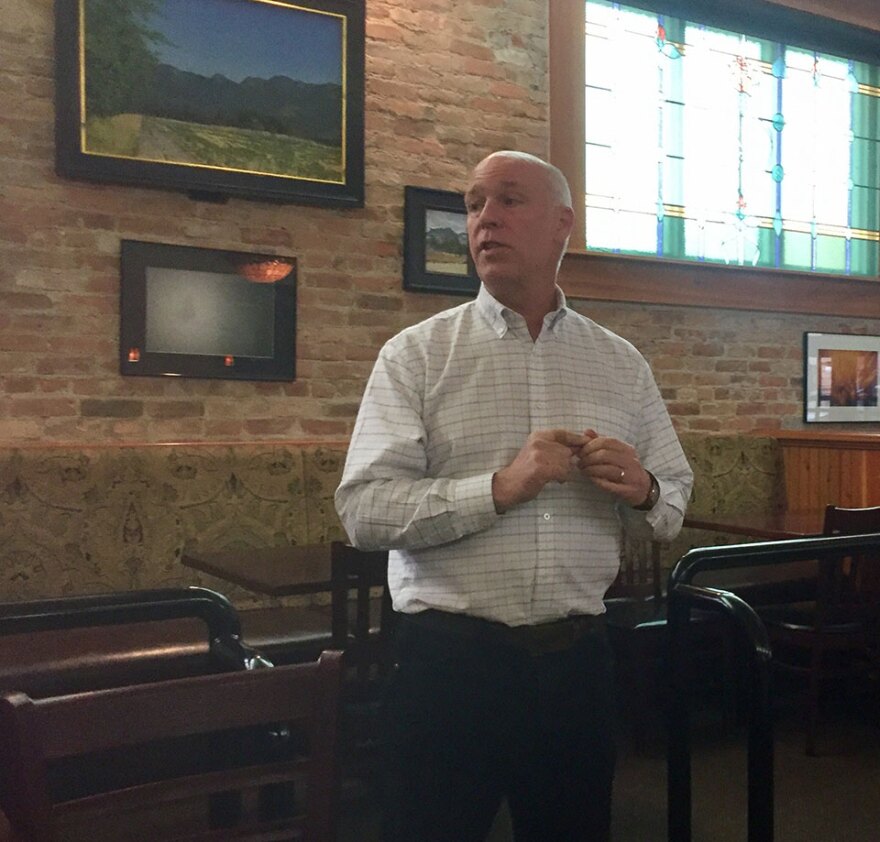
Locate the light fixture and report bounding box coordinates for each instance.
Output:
[234,258,294,283]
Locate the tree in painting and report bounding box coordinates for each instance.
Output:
[84,0,167,117]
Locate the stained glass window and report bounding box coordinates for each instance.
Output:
[584,0,880,276]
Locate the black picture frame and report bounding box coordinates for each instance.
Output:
[54,0,364,207]
[120,240,297,381]
[803,331,880,423]
[403,186,480,296]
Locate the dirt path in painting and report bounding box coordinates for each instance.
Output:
[137,118,193,164]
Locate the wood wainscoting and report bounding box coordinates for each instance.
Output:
[763,431,880,510]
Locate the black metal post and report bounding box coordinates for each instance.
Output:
[667,583,774,842]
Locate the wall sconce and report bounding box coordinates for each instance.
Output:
[233,258,295,283]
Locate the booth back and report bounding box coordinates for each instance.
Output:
[0,442,348,606]
[0,435,784,603]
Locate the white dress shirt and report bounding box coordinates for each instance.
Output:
[335,285,693,626]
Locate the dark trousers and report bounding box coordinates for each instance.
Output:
[380,613,617,842]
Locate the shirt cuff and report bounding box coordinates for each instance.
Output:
[453,472,499,533]
[642,477,686,540]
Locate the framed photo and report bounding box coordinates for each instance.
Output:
[803,332,880,423]
[120,240,297,381]
[403,186,480,296]
[54,0,364,207]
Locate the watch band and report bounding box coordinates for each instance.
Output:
[633,471,660,511]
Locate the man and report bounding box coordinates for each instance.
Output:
[335,151,693,841]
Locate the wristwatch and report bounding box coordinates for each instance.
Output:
[633,471,660,511]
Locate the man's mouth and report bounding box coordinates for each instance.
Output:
[478,241,505,253]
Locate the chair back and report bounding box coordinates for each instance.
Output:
[821,505,880,617]
[823,505,880,536]
[330,543,394,691]
[0,651,343,842]
[606,536,663,602]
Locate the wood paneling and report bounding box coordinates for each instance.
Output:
[769,0,880,30]
[558,252,880,319]
[763,431,880,509]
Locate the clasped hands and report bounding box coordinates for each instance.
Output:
[492,428,651,514]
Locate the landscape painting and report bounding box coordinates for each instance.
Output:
[403,187,480,296]
[55,0,365,206]
[424,209,469,275]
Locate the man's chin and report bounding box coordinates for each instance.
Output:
[475,256,512,281]
[478,269,524,295]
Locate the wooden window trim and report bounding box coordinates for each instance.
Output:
[549,0,880,317]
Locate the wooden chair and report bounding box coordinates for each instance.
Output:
[758,504,880,755]
[0,651,343,842]
[604,539,675,746]
[605,536,664,603]
[604,537,735,748]
[330,543,394,691]
[0,588,281,829]
[329,543,395,791]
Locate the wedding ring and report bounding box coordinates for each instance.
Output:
[619,469,626,482]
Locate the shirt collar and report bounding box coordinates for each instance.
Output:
[476,284,569,337]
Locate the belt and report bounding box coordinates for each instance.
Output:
[403,609,605,656]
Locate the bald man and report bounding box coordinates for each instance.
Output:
[336,151,693,841]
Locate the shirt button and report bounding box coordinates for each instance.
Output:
[543,512,551,520]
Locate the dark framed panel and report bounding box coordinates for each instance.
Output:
[120,240,297,381]
[803,332,880,423]
[403,186,480,296]
[55,0,364,207]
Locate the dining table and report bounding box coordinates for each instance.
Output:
[181,543,333,597]
[680,507,828,591]
[683,507,827,540]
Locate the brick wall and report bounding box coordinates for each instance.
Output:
[1,0,878,445]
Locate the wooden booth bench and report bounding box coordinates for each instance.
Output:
[0,440,351,691]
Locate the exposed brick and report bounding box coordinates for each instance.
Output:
[204,419,246,438]
[244,418,297,436]
[1,0,878,446]
[3,377,39,393]
[149,401,205,420]
[300,419,350,436]
[80,399,144,419]
[9,398,77,417]
[0,291,54,309]
[688,417,723,432]
[665,402,701,416]
[325,402,363,418]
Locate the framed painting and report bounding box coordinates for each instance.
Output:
[55,0,364,207]
[120,239,297,381]
[403,186,480,296]
[803,332,880,423]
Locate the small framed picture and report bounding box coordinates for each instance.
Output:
[403,186,479,295]
[803,332,880,423]
[120,240,297,381]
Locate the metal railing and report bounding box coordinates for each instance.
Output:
[0,586,271,670]
[665,532,880,842]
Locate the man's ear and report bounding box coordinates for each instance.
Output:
[556,206,575,243]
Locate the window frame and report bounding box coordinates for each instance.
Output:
[550,0,880,317]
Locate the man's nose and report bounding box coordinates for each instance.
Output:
[476,198,500,227]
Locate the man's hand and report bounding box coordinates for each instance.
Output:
[492,429,585,513]
[575,429,652,507]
